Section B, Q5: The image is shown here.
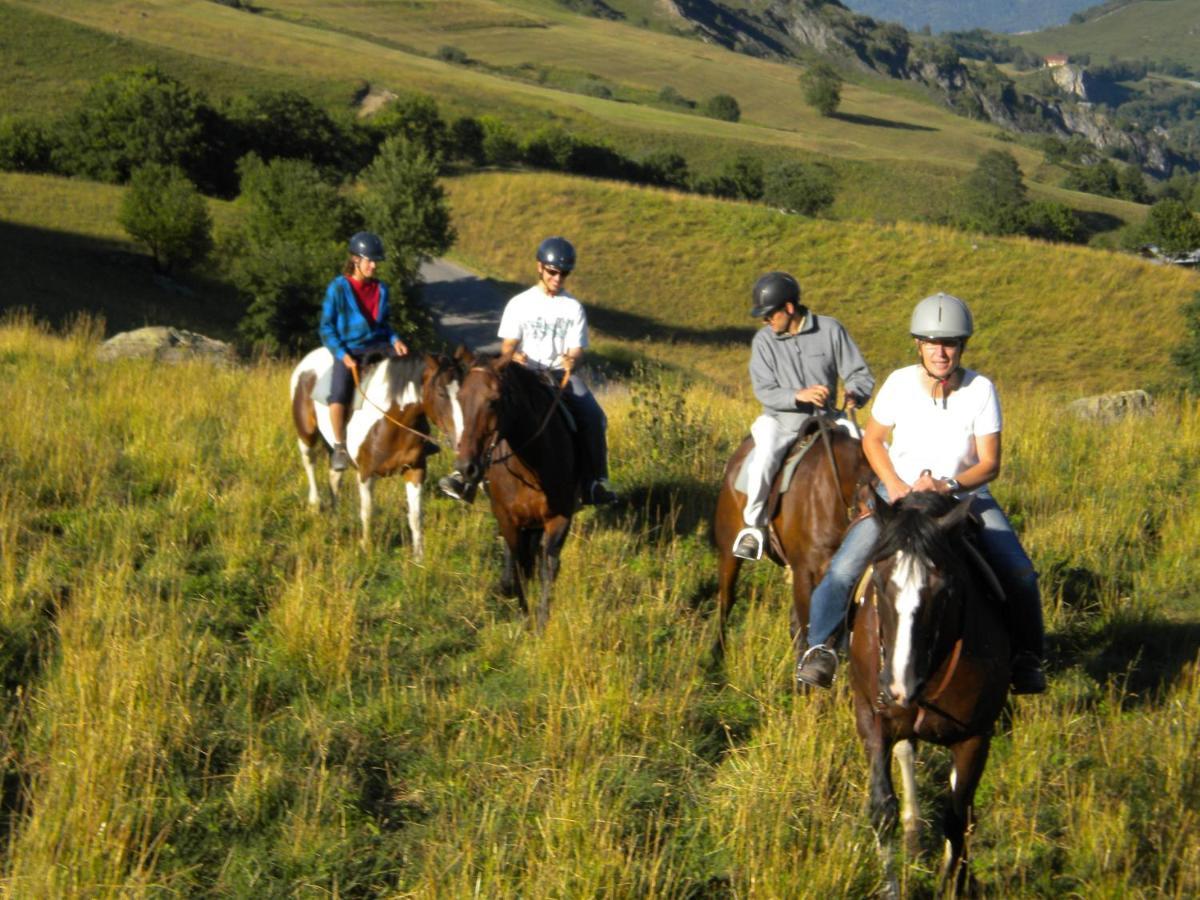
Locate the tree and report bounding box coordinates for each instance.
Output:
[479,116,520,166]
[639,150,689,189]
[1140,199,1200,255]
[0,116,56,173]
[1024,200,1081,244]
[356,136,456,336]
[764,162,836,216]
[719,153,764,200]
[55,66,210,185]
[118,163,213,273]
[699,94,741,123]
[449,116,486,166]
[957,150,1028,236]
[226,155,353,353]
[370,92,448,164]
[224,90,353,172]
[802,63,843,117]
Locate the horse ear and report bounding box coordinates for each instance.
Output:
[454,344,475,367]
[935,496,974,532]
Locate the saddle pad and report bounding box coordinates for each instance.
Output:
[733,431,819,496]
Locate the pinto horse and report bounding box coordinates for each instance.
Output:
[712,418,872,663]
[290,348,463,558]
[849,491,1010,897]
[453,354,577,630]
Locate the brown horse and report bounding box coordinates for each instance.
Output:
[849,491,1010,897]
[290,348,463,557]
[452,354,578,630]
[712,418,872,662]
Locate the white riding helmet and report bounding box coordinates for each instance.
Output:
[910,293,973,340]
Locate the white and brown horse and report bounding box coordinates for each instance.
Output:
[289,348,463,557]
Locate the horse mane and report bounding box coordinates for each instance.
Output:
[384,354,427,401]
[871,491,963,567]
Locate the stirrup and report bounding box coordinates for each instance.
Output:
[732,527,764,560]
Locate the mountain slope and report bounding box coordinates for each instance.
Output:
[838,0,1099,34]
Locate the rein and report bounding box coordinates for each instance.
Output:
[351,362,450,451]
[815,409,858,524]
[474,365,568,469]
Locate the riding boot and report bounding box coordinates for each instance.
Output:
[1003,574,1047,695]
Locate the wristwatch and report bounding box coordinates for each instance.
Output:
[944,477,962,493]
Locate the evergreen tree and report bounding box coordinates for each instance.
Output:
[957,150,1029,236]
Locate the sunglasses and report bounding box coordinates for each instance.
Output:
[543,267,569,279]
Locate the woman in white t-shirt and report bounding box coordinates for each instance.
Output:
[795,293,1046,695]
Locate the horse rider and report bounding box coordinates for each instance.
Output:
[731,271,874,561]
[319,231,410,471]
[795,293,1047,695]
[439,236,617,506]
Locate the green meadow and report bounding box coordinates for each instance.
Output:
[3,0,1200,893]
[1,314,1198,895]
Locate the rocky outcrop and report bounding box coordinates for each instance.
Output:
[1051,64,1091,100]
[97,327,236,365]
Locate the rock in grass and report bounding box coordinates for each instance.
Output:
[97,326,235,365]
[1067,390,1154,422]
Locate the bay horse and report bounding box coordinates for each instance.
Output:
[452,353,577,631]
[849,491,1010,897]
[712,417,872,663]
[289,348,463,558]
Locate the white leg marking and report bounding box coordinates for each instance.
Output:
[894,740,921,829]
[358,475,374,550]
[328,468,343,506]
[298,439,321,508]
[406,481,423,562]
[889,552,925,703]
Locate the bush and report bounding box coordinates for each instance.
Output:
[223,90,354,173]
[639,150,690,189]
[55,66,212,186]
[118,163,213,273]
[0,116,56,173]
[1024,200,1082,243]
[699,94,741,123]
[801,63,843,117]
[449,116,486,166]
[657,86,694,109]
[763,162,836,216]
[523,127,576,170]
[226,155,352,353]
[1140,199,1200,255]
[479,116,521,166]
[370,93,448,165]
[1170,293,1200,392]
[436,45,470,64]
[718,153,764,200]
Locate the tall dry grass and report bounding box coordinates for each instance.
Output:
[1,317,1198,895]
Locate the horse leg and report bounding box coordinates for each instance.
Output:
[496,518,526,612]
[356,475,375,551]
[518,529,541,628]
[892,738,922,857]
[404,471,424,563]
[788,565,816,668]
[328,464,344,508]
[712,548,743,663]
[298,438,323,509]
[941,735,989,896]
[535,517,571,633]
[856,701,900,898]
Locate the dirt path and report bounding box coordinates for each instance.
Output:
[418,258,510,353]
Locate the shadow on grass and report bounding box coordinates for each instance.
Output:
[618,478,718,539]
[588,305,752,348]
[1076,209,1126,239]
[833,111,938,132]
[1060,617,1200,703]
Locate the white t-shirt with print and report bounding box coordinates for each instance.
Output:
[497,285,588,370]
[871,365,1001,495]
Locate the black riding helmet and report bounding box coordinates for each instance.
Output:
[349,231,386,261]
[536,236,576,272]
[750,271,801,318]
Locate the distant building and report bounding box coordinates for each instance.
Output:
[1044,54,1070,68]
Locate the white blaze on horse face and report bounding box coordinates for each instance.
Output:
[888,551,926,704]
[446,380,464,446]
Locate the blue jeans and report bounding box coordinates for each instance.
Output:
[806,487,1043,655]
[557,373,608,483]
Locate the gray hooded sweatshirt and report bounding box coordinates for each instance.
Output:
[749,312,874,432]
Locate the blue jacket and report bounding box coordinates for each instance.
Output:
[319,275,400,359]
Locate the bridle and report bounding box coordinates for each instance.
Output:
[462,364,568,473]
[351,359,455,452]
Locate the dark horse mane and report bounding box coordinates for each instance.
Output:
[478,356,566,472]
[380,354,427,398]
[871,491,968,570]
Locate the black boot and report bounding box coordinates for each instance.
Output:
[331,442,352,471]
[1005,575,1047,695]
[438,470,476,503]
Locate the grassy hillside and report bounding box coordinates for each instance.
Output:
[1012,0,1200,73]
[1,317,1198,894]
[0,0,1141,229]
[441,171,1193,397]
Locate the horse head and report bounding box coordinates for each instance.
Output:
[452,355,505,484]
[421,352,465,448]
[870,491,974,708]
